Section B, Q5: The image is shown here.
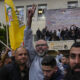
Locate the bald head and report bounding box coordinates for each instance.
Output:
[35,39,48,57]
[15,47,28,55]
[15,47,29,65]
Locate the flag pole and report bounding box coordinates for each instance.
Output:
[5,3,9,46]
[0,40,11,50]
[6,22,9,46]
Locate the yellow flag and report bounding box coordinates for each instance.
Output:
[4,0,25,50]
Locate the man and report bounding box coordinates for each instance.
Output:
[24,5,48,80]
[56,51,64,75]
[41,55,63,80]
[64,42,80,80]
[1,48,12,65]
[0,46,29,80]
[56,51,63,62]
[61,56,69,76]
[36,28,42,40]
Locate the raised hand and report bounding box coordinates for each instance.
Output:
[27,4,36,19]
[27,4,36,27]
[5,48,10,53]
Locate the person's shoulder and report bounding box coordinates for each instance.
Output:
[56,68,64,79]
[2,62,15,72]
[0,63,12,74]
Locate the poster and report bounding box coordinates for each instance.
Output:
[46,8,80,31]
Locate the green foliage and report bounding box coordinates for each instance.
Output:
[0,22,2,26]
[0,28,7,51]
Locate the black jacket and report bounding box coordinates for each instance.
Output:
[0,61,29,80]
[49,69,63,80]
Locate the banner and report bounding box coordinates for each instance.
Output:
[46,8,80,31]
[47,40,74,50]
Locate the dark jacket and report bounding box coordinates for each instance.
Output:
[0,61,29,80]
[49,69,64,80]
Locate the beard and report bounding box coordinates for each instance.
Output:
[73,64,80,72]
[16,59,27,66]
[69,72,80,80]
[37,50,48,57]
[44,76,50,80]
[65,64,80,80]
[44,78,49,80]
[16,61,26,66]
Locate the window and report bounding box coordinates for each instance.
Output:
[38,4,47,20]
[16,6,24,26]
[67,1,78,8]
[26,4,47,21]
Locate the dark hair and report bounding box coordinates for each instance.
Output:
[70,42,80,50]
[41,56,56,68]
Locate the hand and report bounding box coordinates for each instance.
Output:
[27,4,36,27]
[27,4,36,19]
[12,50,15,56]
[5,48,10,52]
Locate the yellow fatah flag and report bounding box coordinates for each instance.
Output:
[4,0,25,50]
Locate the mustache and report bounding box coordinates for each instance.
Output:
[73,64,80,70]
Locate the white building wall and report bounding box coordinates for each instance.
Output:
[0,1,6,24]
[0,0,79,34]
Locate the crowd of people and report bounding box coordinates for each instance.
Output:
[0,5,80,80]
[36,25,80,41]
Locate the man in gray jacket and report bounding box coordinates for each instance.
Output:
[24,5,49,80]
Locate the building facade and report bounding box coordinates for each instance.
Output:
[0,0,80,34]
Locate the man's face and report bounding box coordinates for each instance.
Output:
[36,40,48,57]
[15,47,28,65]
[69,47,80,72]
[61,57,67,64]
[42,65,57,80]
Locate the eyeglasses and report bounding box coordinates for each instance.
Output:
[36,44,48,47]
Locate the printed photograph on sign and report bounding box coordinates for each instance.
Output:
[16,6,24,27]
